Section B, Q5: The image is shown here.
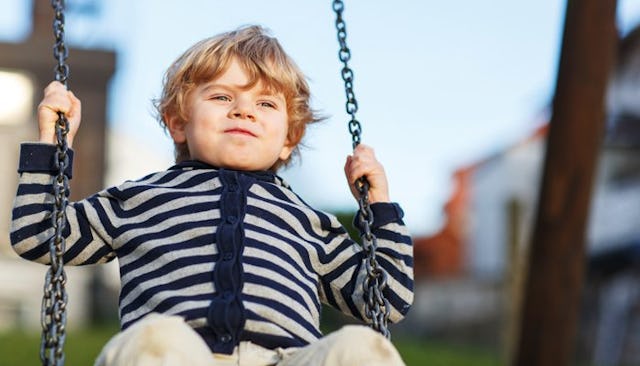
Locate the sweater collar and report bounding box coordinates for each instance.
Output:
[169,160,290,188]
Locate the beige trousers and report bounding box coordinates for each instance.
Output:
[95,313,405,366]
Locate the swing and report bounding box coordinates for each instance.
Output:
[332,0,392,339]
[39,1,391,364]
[40,1,71,365]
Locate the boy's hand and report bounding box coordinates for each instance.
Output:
[37,81,82,148]
[344,144,390,203]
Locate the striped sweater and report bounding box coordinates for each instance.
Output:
[11,143,414,354]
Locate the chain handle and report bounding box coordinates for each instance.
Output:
[332,0,391,339]
[41,1,70,365]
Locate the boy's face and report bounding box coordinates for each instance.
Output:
[167,58,292,171]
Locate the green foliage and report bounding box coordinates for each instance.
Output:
[395,337,500,366]
[333,210,359,241]
[0,325,119,366]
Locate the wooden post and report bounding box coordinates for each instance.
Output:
[513,1,618,365]
[503,198,526,364]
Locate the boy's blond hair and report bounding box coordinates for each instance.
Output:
[155,25,322,171]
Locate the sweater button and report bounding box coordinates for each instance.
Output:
[226,215,237,224]
[220,334,232,343]
[222,252,233,261]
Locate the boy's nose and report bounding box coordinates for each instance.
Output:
[232,111,255,120]
[230,102,255,121]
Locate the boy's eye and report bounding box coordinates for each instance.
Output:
[211,95,230,101]
[259,101,276,108]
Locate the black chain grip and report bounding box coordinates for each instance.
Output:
[41,1,70,365]
[332,0,392,339]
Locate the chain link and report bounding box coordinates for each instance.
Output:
[41,1,70,365]
[332,0,391,339]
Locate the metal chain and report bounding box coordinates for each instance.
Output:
[41,1,70,365]
[332,0,391,339]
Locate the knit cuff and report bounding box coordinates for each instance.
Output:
[354,202,405,231]
[18,142,74,178]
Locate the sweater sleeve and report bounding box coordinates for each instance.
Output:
[10,143,117,265]
[317,202,414,324]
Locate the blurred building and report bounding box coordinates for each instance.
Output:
[0,1,115,330]
[409,25,640,364]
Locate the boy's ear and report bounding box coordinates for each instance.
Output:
[278,139,294,161]
[165,114,187,144]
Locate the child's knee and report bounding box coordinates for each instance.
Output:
[135,314,199,354]
[95,313,212,366]
[325,325,405,366]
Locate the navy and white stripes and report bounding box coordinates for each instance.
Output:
[11,143,414,354]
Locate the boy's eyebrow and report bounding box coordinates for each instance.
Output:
[198,82,286,103]
[257,90,286,104]
[198,82,230,95]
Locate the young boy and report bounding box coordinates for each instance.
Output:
[11,25,414,365]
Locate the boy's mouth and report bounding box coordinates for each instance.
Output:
[224,128,257,137]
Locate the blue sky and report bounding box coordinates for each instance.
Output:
[2,1,640,235]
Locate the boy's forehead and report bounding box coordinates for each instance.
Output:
[199,77,284,96]
[190,57,289,97]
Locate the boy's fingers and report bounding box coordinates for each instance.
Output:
[353,143,374,156]
[38,102,69,119]
[38,88,77,118]
[43,81,67,98]
[68,91,81,119]
[346,157,364,184]
[37,82,81,147]
[43,80,60,93]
